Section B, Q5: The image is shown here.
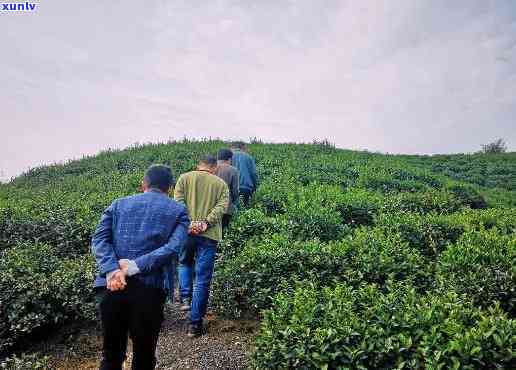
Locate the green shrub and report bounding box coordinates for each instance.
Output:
[346,228,432,290]
[455,208,516,235]
[445,183,488,209]
[437,229,515,313]
[333,188,382,227]
[357,171,428,193]
[481,188,516,208]
[218,209,286,258]
[0,206,93,257]
[213,234,352,318]
[280,185,384,241]
[0,139,514,362]
[356,166,443,194]
[384,189,464,214]
[213,229,430,318]
[0,243,96,352]
[0,352,49,369]
[376,208,516,258]
[282,202,349,242]
[406,152,516,192]
[253,176,296,214]
[375,212,465,257]
[293,163,358,188]
[252,282,516,369]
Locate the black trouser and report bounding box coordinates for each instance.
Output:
[222,214,232,236]
[240,188,253,207]
[96,278,166,370]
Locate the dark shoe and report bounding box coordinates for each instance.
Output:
[187,323,202,338]
[179,299,191,312]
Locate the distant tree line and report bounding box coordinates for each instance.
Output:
[481,138,507,154]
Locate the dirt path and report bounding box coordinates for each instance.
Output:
[47,304,258,370]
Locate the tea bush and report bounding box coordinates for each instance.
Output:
[376,208,516,258]
[213,228,431,318]
[217,208,286,258]
[357,168,432,193]
[481,187,516,208]
[294,162,359,188]
[0,140,514,363]
[0,352,49,369]
[281,201,349,242]
[252,282,516,369]
[405,152,516,191]
[212,234,352,318]
[375,212,466,257]
[332,189,383,227]
[282,185,382,232]
[455,208,516,234]
[345,228,432,290]
[437,229,516,313]
[384,189,464,214]
[252,175,296,214]
[0,206,93,257]
[0,243,96,352]
[444,182,488,209]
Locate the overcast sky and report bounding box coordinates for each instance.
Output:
[1,0,515,181]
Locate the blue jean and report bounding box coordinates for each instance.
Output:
[178,236,217,324]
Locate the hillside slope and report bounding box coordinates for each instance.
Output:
[0,141,515,369]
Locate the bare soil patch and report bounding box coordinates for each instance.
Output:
[45,304,258,370]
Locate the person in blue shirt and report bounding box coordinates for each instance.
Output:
[92,164,189,370]
[231,141,258,207]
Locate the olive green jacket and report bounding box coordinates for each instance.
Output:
[174,170,229,241]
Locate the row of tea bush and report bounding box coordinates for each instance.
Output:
[0,140,514,365]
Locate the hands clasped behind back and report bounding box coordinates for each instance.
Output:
[188,220,208,235]
[106,259,133,291]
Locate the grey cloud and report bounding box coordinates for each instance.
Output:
[1,0,515,180]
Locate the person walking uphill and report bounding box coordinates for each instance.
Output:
[91,165,189,370]
[231,141,258,207]
[174,155,229,337]
[215,148,239,234]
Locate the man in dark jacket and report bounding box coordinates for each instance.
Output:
[92,164,189,370]
[231,142,258,207]
[215,148,239,234]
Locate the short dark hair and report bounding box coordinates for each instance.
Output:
[217,148,233,161]
[199,155,217,167]
[230,141,246,150]
[144,164,174,192]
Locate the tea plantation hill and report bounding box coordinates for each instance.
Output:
[0,140,515,369]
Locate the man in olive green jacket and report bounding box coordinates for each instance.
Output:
[174,155,229,337]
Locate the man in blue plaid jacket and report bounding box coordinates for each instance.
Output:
[92,164,189,370]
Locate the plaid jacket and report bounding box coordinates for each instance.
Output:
[91,189,189,292]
